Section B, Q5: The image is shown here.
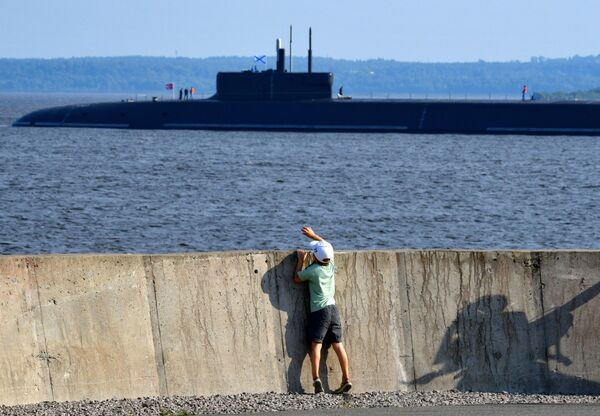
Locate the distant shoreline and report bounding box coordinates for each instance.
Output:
[1,55,600,96]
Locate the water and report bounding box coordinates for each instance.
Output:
[1,93,600,254]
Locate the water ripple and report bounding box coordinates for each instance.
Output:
[1,94,600,254]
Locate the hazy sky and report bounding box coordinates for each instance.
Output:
[1,0,599,62]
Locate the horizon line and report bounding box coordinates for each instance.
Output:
[1,53,599,65]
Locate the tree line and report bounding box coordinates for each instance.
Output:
[1,54,600,97]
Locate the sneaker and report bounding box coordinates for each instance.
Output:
[313,378,324,394]
[333,380,352,394]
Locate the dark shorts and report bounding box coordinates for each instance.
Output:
[309,304,343,344]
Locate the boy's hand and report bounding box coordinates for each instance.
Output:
[294,250,307,284]
[302,226,323,241]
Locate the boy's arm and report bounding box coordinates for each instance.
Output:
[293,250,306,284]
[302,226,324,241]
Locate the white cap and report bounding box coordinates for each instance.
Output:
[308,240,334,263]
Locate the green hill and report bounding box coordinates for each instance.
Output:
[535,87,600,101]
[1,55,600,96]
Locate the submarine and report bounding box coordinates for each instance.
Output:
[13,29,600,135]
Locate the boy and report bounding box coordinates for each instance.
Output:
[294,226,352,394]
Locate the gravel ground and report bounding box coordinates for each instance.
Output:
[2,391,600,416]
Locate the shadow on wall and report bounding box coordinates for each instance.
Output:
[260,253,334,393]
[413,280,600,394]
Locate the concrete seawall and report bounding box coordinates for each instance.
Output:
[1,250,599,405]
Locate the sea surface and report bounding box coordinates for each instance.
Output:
[1,93,599,255]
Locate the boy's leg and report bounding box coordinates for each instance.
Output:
[310,341,322,380]
[331,342,350,382]
[327,306,352,393]
[328,306,349,382]
[308,307,330,381]
[310,341,324,393]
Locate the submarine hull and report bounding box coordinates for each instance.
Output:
[13,98,600,135]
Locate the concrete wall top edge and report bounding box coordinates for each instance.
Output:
[2,248,600,259]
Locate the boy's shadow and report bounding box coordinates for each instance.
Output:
[412,281,600,393]
[261,252,332,393]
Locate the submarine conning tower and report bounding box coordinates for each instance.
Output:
[214,29,333,101]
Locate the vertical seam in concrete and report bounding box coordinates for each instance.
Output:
[272,254,289,391]
[154,259,170,396]
[399,252,418,391]
[535,252,550,368]
[455,252,464,375]
[143,256,169,396]
[27,258,55,401]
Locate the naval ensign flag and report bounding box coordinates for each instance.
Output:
[165,83,174,99]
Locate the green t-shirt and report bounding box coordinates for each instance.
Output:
[298,261,336,313]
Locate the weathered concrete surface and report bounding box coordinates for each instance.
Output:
[28,256,159,400]
[27,255,161,402]
[0,250,599,405]
[406,251,548,392]
[539,252,600,393]
[0,258,52,404]
[0,255,161,404]
[401,251,463,391]
[149,252,286,396]
[333,252,413,392]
